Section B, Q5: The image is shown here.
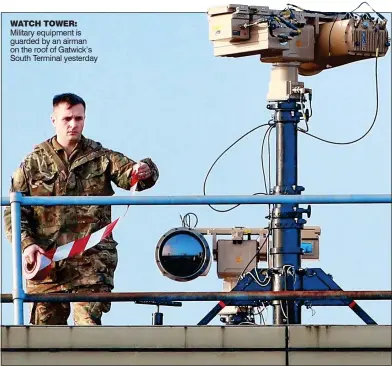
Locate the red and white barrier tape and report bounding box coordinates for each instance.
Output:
[23,169,139,281]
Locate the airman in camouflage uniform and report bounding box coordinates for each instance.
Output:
[3,93,159,325]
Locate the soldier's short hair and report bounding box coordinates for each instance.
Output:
[53,93,86,111]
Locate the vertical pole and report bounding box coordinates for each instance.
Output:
[267,63,305,325]
[10,192,25,325]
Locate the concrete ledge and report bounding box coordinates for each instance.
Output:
[289,352,392,366]
[1,351,287,366]
[2,325,391,366]
[288,325,392,348]
[2,325,286,349]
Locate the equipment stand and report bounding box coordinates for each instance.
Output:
[267,62,307,325]
[198,63,378,327]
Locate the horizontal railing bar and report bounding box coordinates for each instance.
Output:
[1,194,392,207]
[1,291,391,303]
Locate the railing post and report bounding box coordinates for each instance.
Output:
[10,192,25,325]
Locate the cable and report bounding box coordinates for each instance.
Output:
[286,3,345,16]
[261,124,275,194]
[236,228,271,285]
[260,310,266,325]
[267,125,274,194]
[279,265,299,323]
[280,300,288,320]
[180,212,199,228]
[203,122,271,213]
[266,125,274,227]
[281,268,290,323]
[283,265,297,287]
[260,123,275,232]
[255,268,270,285]
[247,272,271,287]
[255,304,267,325]
[327,15,340,57]
[260,122,274,233]
[204,192,268,213]
[306,303,316,316]
[299,32,379,145]
[348,2,384,16]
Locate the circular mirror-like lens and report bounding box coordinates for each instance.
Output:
[160,233,205,278]
[156,228,211,282]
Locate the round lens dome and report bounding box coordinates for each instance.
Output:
[155,228,211,282]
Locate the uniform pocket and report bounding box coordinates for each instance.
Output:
[30,172,57,196]
[77,157,109,195]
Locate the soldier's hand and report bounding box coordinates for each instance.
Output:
[133,162,152,180]
[23,244,45,264]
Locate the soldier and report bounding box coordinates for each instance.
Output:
[3,93,159,325]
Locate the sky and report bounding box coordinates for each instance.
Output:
[0,2,391,327]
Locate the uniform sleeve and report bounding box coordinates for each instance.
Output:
[3,164,37,251]
[107,150,159,191]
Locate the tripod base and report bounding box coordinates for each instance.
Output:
[198,268,377,325]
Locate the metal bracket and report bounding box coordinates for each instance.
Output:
[272,208,298,219]
[232,227,244,243]
[271,185,305,195]
[272,220,306,229]
[270,247,302,254]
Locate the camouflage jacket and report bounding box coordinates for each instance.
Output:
[3,135,159,292]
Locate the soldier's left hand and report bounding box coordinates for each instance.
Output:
[133,162,152,180]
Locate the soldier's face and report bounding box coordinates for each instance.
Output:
[51,103,85,143]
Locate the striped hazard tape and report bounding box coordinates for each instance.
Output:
[23,169,139,281]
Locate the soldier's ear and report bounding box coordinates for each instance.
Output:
[50,113,55,125]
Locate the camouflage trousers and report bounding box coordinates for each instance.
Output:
[29,284,111,325]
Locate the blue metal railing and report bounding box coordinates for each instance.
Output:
[1,191,392,325]
[2,194,392,206]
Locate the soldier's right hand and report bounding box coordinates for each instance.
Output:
[23,244,45,264]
